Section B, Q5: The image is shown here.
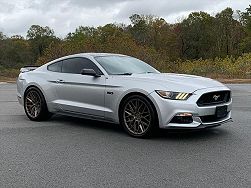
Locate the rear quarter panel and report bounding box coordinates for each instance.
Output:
[17,70,58,112]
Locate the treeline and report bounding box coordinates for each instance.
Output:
[0,6,251,78]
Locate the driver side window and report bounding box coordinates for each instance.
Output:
[62,57,103,75]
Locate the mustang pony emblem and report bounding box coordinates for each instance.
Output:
[213,95,220,101]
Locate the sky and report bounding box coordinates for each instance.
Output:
[0,0,250,37]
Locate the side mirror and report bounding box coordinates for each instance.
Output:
[81,69,101,77]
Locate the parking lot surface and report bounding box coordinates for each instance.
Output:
[0,83,250,187]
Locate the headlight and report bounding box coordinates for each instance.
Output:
[155,90,192,100]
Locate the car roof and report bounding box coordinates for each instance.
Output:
[49,53,127,63]
[65,53,128,58]
[83,53,127,57]
[42,53,128,68]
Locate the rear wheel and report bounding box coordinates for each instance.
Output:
[24,87,52,121]
[120,95,157,138]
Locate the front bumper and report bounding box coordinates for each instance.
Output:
[149,86,232,129]
[166,113,232,129]
[17,93,23,105]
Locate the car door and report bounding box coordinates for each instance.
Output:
[55,57,106,118]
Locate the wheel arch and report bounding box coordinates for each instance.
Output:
[24,84,45,98]
[118,91,159,127]
[23,84,52,121]
[23,84,49,110]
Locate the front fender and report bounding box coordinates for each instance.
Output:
[113,88,161,125]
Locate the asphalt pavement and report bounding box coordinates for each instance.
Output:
[0,83,250,187]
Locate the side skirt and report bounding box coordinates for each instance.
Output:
[56,110,117,124]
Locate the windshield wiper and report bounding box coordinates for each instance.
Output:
[113,73,133,75]
[146,71,155,73]
[138,71,156,74]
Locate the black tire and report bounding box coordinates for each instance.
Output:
[119,95,158,138]
[24,87,52,121]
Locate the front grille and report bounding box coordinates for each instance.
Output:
[197,91,231,107]
[200,112,229,123]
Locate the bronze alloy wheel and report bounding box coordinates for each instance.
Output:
[121,95,156,137]
[24,87,52,121]
[25,90,42,119]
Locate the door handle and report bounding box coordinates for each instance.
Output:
[56,79,65,84]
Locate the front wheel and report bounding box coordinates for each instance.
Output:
[24,87,52,121]
[120,95,157,138]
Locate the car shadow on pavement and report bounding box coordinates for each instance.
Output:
[50,114,125,135]
[153,127,230,141]
[50,114,231,141]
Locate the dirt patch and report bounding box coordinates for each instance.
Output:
[217,79,251,84]
[0,76,16,83]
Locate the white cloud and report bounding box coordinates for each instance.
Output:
[0,0,250,37]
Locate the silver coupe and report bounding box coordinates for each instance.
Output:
[17,53,232,137]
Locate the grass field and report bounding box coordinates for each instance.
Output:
[1,53,251,83]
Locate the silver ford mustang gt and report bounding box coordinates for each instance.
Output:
[17,53,232,137]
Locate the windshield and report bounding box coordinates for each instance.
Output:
[94,56,159,75]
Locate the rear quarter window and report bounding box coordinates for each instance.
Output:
[47,61,62,72]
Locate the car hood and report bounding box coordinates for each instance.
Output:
[121,73,227,93]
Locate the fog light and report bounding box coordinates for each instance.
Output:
[170,113,193,124]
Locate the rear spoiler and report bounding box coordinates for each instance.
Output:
[20,65,40,73]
